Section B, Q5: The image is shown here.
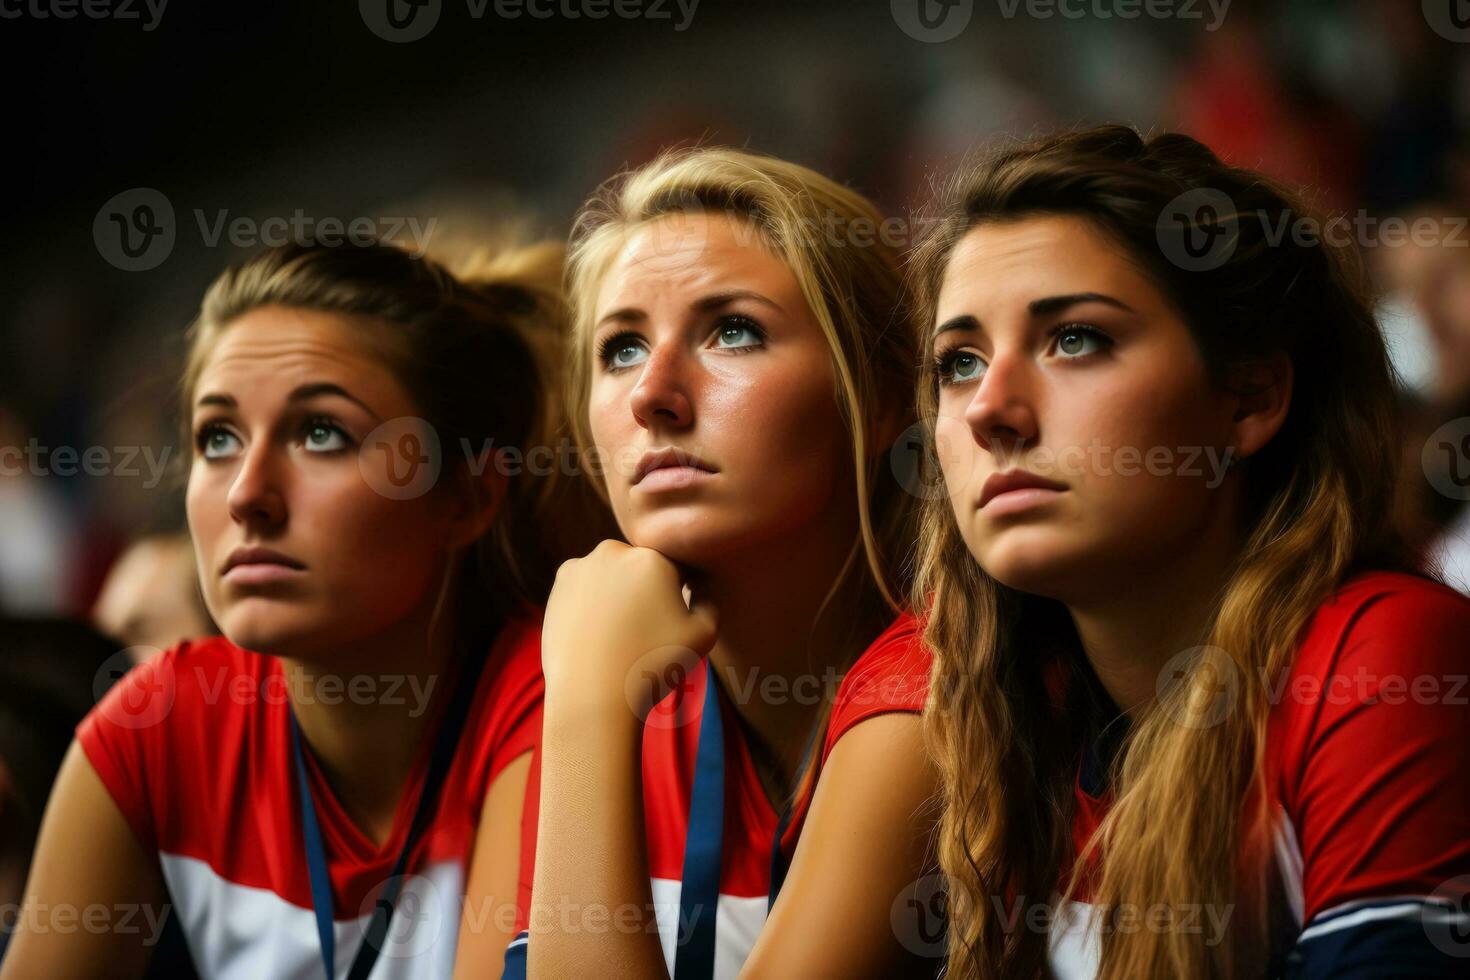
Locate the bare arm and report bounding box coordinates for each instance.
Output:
[0,741,168,980]
[524,699,668,980]
[452,750,532,979]
[739,712,942,979]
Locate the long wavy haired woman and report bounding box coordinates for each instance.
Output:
[912,125,1470,979]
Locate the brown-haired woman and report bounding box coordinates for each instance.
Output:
[911,126,1470,979]
[1,239,606,980]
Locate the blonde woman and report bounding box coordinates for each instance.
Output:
[2,240,593,979]
[912,125,1470,978]
[504,149,942,979]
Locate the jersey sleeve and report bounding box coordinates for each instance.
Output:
[74,646,186,853]
[1281,579,1470,977]
[820,613,931,762]
[499,740,541,979]
[482,616,546,784]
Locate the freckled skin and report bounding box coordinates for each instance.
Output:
[932,215,1241,602]
[186,305,456,664]
[588,213,853,568]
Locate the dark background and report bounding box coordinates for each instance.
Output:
[2,0,1467,614]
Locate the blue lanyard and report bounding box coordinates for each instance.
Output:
[674,661,818,980]
[289,649,487,980]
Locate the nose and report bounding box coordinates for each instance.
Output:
[962,351,1039,459]
[225,439,288,529]
[628,342,694,430]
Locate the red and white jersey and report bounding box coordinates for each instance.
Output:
[76,611,545,980]
[504,611,932,979]
[1051,571,1470,978]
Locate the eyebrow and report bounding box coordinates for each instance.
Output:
[595,289,785,331]
[194,383,381,421]
[932,292,1135,340]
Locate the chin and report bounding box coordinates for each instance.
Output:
[965,526,1084,599]
[624,510,774,567]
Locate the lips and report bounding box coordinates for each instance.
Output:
[221,546,305,576]
[633,447,717,486]
[978,469,1068,509]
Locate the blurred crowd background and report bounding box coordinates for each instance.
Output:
[2,0,1470,946]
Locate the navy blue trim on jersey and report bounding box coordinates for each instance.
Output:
[1282,897,1470,979]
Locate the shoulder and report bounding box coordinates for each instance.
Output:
[822,611,931,761]
[1288,570,1468,684]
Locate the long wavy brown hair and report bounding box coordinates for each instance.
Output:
[909,126,1417,979]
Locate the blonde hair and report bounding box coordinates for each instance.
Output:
[180,239,613,646]
[909,126,1416,978]
[564,147,920,792]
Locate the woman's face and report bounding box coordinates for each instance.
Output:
[186,305,458,659]
[931,214,1245,601]
[587,211,851,566]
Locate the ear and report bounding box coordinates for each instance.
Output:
[442,452,510,552]
[1226,350,1293,462]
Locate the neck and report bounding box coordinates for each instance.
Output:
[689,501,877,801]
[282,587,457,848]
[1064,500,1243,720]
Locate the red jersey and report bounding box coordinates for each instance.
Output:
[503,611,932,979]
[1052,571,1470,978]
[76,612,545,980]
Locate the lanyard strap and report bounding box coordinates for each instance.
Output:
[674,661,822,980]
[290,648,488,980]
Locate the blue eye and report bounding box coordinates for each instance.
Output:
[197,424,241,460]
[934,348,986,386]
[303,418,351,453]
[597,332,648,371]
[712,316,765,351]
[1052,324,1112,359]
